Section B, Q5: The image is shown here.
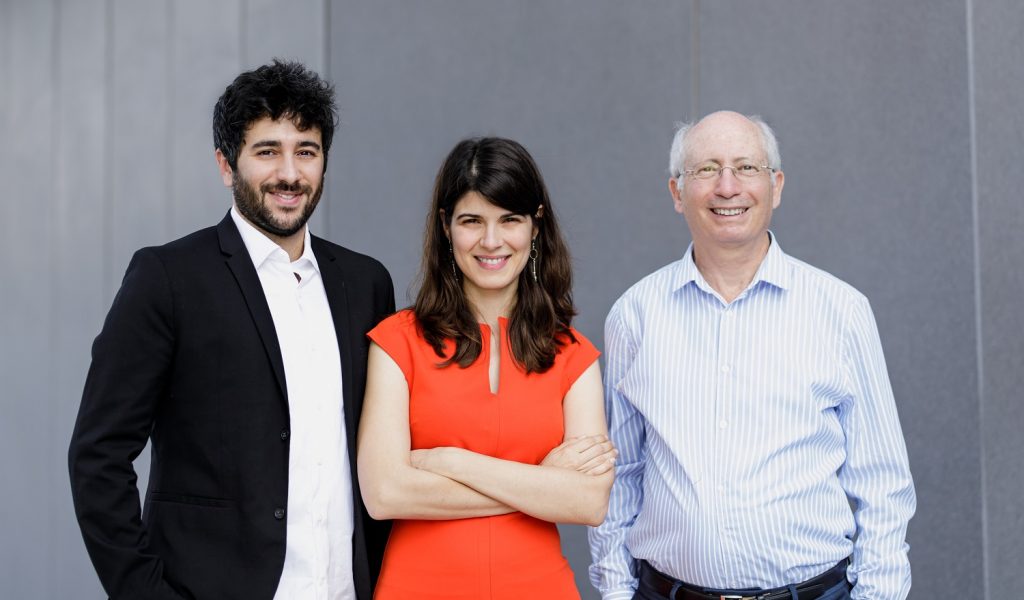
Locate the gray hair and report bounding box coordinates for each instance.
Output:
[668,113,782,179]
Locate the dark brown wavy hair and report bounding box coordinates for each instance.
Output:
[413,137,576,374]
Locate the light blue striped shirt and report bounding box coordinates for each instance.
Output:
[589,234,915,600]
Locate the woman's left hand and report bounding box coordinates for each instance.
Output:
[411,447,455,473]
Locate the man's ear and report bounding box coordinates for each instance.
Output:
[215,149,234,188]
[669,177,685,214]
[771,169,785,209]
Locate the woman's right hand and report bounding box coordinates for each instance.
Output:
[540,435,617,476]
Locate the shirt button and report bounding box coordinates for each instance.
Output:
[718,420,728,429]
[274,508,286,520]
[717,484,725,493]
[720,364,731,373]
[280,429,289,441]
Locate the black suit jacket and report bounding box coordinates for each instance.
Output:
[69,213,394,600]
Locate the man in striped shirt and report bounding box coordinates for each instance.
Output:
[589,111,915,600]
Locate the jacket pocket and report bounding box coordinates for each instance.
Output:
[149,492,236,508]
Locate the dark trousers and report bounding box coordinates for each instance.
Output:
[632,562,852,600]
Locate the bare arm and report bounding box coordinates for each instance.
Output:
[357,342,516,520]
[411,361,614,526]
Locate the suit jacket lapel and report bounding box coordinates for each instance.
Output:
[313,238,358,454]
[217,213,288,400]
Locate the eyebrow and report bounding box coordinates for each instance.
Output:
[455,211,521,219]
[694,155,757,164]
[249,139,322,151]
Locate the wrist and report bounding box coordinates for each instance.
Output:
[424,446,461,478]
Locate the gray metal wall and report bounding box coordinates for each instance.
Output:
[1,1,1019,598]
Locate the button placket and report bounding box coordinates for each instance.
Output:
[716,306,736,433]
[713,304,737,543]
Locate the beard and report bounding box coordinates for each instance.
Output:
[232,174,323,238]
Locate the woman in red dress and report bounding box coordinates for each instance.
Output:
[358,137,615,599]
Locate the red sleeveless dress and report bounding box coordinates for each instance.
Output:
[368,310,599,600]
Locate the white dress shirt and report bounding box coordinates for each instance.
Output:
[589,233,916,600]
[230,207,355,600]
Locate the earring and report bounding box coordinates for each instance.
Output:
[530,239,539,283]
[449,242,459,281]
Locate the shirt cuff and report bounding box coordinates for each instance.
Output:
[601,588,637,600]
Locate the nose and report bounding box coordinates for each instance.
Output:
[480,223,502,250]
[714,167,741,197]
[276,154,299,183]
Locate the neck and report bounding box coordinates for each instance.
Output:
[465,285,517,329]
[691,233,771,303]
[273,230,306,262]
[235,206,307,261]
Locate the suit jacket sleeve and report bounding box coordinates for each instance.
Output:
[68,248,192,600]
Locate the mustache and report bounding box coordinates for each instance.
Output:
[261,181,312,195]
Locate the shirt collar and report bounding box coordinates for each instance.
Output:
[674,230,791,294]
[229,206,320,275]
[752,231,790,291]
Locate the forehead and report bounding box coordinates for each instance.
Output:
[242,116,322,146]
[686,114,764,164]
[453,191,504,215]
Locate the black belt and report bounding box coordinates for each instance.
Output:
[638,559,849,600]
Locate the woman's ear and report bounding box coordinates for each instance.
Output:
[439,209,450,239]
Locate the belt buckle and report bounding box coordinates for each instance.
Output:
[719,596,756,600]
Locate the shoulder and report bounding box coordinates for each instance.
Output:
[377,308,418,329]
[614,259,683,308]
[606,258,684,329]
[118,225,221,280]
[142,225,220,261]
[561,326,595,350]
[553,326,601,386]
[782,252,869,308]
[368,310,433,378]
[370,309,420,339]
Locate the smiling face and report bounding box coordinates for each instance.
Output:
[670,111,784,256]
[445,191,537,312]
[216,116,324,245]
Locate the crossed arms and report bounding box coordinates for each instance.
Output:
[357,342,615,526]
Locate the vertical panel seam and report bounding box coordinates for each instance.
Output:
[165,0,174,237]
[240,0,248,67]
[322,0,332,239]
[691,0,700,118]
[47,0,60,592]
[965,1,988,597]
[104,0,114,304]
[1,3,9,134]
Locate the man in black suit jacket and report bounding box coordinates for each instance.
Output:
[69,60,393,600]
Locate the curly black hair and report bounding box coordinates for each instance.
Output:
[212,59,337,171]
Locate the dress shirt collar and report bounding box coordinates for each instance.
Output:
[675,231,791,295]
[229,205,320,276]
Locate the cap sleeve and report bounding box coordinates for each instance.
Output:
[367,310,417,385]
[560,328,601,397]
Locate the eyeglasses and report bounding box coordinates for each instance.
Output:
[681,163,775,181]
